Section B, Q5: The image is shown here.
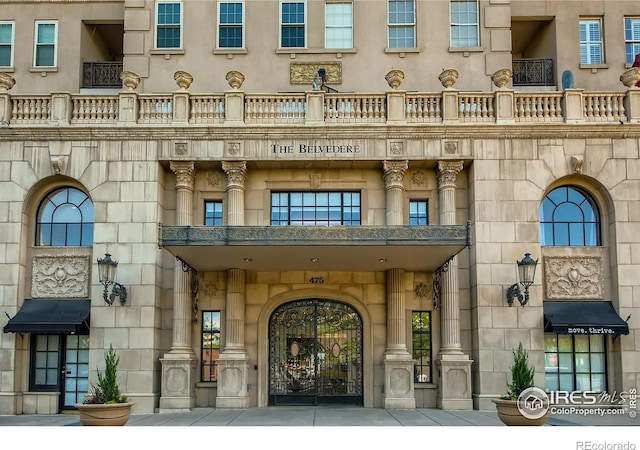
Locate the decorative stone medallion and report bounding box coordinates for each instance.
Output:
[544,256,604,300]
[31,255,90,298]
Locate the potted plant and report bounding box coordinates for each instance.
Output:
[75,345,134,426]
[492,342,549,426]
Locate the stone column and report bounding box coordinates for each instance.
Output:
[222,161,246,226]
[382,161,415,409]
[383,160,408,226]
[159,161,197,412]
[435,160,473,410]
[217,160,250,408]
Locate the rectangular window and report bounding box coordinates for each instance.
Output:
[325,2,353,49]
[0,21,14,67]
[30,335,60,391]
[388,0,415,49]
[544,334,606,392]
[580,18,603,64]
[409,200,428,225]
[204,200,223,226]
[156,1,183,49]
[450,0,479,48]
[34,21,57,67]
[271,192,361,226]
[412,311,432,383]
[201,311,221,382]
[281,1,306,48]
[218,1,244,48]
[625,17,640,65]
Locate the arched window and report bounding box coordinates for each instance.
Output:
[35,187,94,246]
[540,186,600,246]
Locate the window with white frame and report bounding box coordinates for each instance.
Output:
[579,18,603,64]
[450,0,478,47]
[218,1,244,49]
[0,21,14,67]
[625,17,640,64]
[34,21,57,67]
[388,0,415,49]
[280,1,306,48]
[325,2,353,49]
[156,1,183,49]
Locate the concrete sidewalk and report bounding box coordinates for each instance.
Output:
[0,406,638,427]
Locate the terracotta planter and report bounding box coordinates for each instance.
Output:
[226,70,245,90]
[619,67,640,88]
[75,402,134,426]
[174,70,193,90]
[385,69,405,89]
[438,68,459,89]
[492,398,549,426]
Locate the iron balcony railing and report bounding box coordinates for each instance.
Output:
[512,58,555,86]
[82,62,123,89]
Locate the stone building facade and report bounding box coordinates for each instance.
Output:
[0,0,638,415]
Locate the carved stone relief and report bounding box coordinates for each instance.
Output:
[31,255,90,298]
[544,256,604,300]
[290,62,342,85]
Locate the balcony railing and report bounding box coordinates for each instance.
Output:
[512,58,555,87]
[82,62,124,89]
[1,87,639,126]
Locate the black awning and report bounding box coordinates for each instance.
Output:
[3,299,91,334]
[544,301,630,336]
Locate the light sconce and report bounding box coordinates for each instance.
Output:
[506,252,538,307]
[97,253,127,306]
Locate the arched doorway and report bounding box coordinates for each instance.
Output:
[268,299,363,405]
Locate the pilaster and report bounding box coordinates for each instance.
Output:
[435,160,473,410]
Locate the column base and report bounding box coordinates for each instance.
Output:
[436,353,473,410]
[158,351,197,413]
[216,351,250,408]
[383,352,416,410]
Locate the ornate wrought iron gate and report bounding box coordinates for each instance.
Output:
[269,299,363,405]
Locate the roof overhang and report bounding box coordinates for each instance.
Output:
[159,224,471,272]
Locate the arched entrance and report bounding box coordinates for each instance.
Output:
[268,299,363,405]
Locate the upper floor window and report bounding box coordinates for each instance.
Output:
[412,311,432,383]
[0,21,14,67]
[280,1,306,48]
[36,187,94,247]
[450,1,479,47]
[218,1,244,49]
[34,21,57,67]
[409,200,428,225]
[201,311,221,382]
[204,200,223,226]
[624,17,640,64]
[156,1,183,49]
[580,18,603,64]
[388,0,415,49]
[271,192,360,226]
[325,2,353,49]
[540,186,601,247]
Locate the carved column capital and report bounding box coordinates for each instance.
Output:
[437,160,464,190]
[170,161,196,192]
[222,161,247,189]
[383,160,408,190]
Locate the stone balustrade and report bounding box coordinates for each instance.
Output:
[1,87,639,127]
